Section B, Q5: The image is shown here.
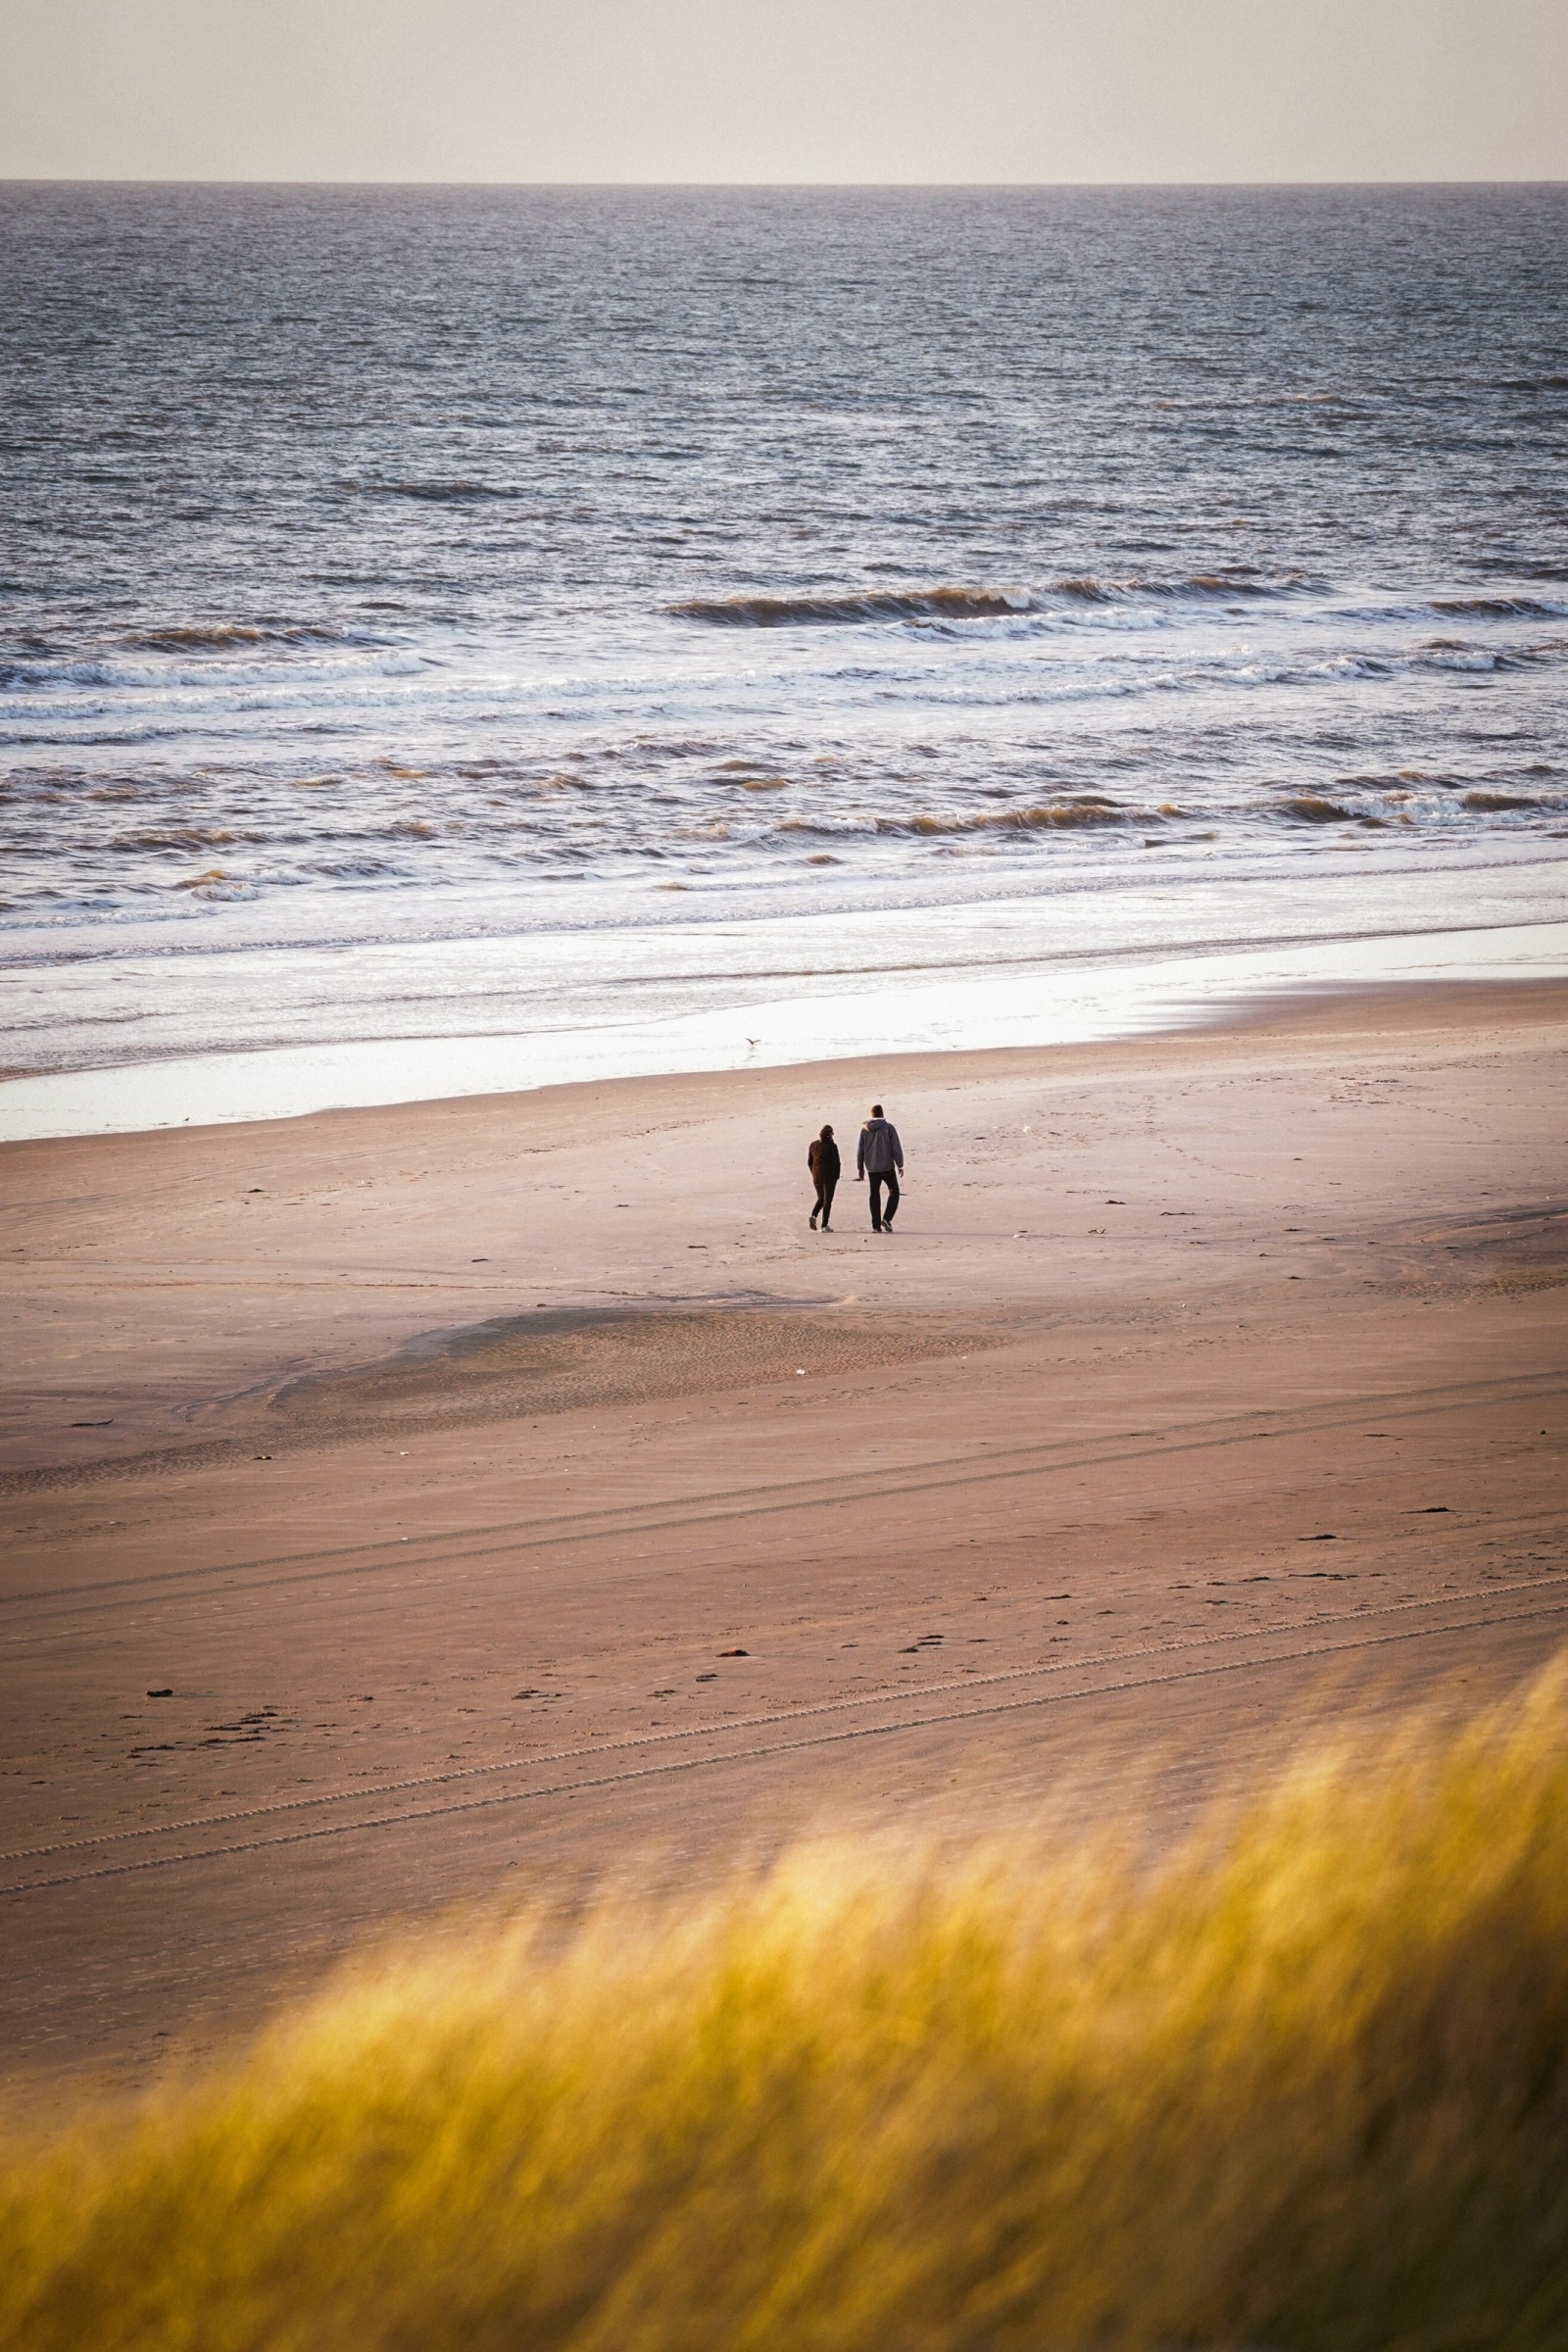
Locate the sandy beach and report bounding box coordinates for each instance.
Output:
[3,977,1566,2103]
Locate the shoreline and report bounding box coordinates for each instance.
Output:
[5,911,1567,1146]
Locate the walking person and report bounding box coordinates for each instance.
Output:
[808,1123,841,1231]
[856,1102,904,1232]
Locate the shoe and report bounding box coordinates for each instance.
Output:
[809,1215,817,1228]
[872,1221,883,1232]
[821,1222,832,1232]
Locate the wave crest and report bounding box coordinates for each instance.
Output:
[671,587,1029,627]
[1281,797,1354,823]
[124,623,349,653]
[671,572,1304,626]
[780,799,1130,838]
[1432,596,1567,621]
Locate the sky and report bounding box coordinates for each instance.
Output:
[2,0,1565,183]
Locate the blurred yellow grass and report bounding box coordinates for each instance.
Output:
[5,1661,1568,2352]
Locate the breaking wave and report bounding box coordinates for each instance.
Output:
[895,800,1132,835]
[669,572,1305,627]
[1281,797,1356,824]
[778,798,1140,840]
[1431,596,1568,621]
[123,622,354,652]
[671,587,1031,626]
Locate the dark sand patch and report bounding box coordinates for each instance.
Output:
[1395,1202,1568,1295]
[267,1301,999,1443]
[1,1302,1001,1494]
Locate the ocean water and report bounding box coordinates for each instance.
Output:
[3,184,1566,1135]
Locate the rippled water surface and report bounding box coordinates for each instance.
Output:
[3,185,1566,1114]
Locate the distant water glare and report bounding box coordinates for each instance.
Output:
[2,184,1566,1132]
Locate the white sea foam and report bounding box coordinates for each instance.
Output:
[4,916,1565,1144]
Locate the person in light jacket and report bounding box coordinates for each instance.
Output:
[807,1124,841,1230]
[856,1102,904,1232]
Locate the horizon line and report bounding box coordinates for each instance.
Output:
[4,174,1567,193]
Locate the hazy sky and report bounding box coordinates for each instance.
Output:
[3,0,1565,183]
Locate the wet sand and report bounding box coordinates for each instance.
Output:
[3,979,1566,2103]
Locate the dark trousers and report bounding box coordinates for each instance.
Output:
[868,1168,900,1227]
[811,1175,837,1224]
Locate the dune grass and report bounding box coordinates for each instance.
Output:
[5,1665,1568,2352]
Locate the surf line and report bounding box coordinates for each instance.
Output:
[4,1588,1565,1898]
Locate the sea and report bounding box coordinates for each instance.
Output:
[3,183,1566,1138]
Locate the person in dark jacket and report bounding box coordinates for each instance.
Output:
[808,1124,841,1230]
[856,1102,904,1232]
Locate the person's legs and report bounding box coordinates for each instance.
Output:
[820,1177,837,1229]
[868,1172,885,1230]
[881,1168,900,1228]
[810,1174,827,1227]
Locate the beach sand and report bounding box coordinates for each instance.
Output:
[3,979,1566,2104]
